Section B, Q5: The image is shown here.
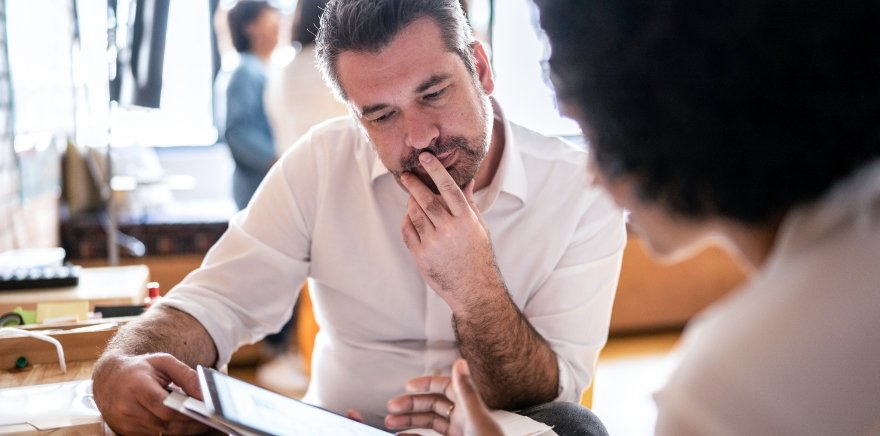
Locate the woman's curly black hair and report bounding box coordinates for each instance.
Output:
[537,0,880,224]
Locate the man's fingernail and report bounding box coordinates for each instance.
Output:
[419,152,434,163]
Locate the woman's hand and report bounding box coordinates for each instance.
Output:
[385,359,503,436]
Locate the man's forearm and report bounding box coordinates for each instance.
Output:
[453,278,559,411]
[99,305,217,368]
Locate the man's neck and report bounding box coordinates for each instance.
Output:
[251,45,274,62]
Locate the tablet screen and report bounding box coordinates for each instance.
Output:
[199,366,391,435]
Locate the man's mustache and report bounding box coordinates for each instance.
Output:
[400,137,469,172]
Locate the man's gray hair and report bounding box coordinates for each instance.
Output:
[316,0,475,101]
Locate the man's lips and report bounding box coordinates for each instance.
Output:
[423,149,457,169]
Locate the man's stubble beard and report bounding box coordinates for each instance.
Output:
[395,93,493,194]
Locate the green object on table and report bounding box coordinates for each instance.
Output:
[15,356,28,369]
[13,306,37,325]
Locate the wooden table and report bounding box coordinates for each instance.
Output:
[0,359,96,388]
[0,265,149,435]
[0,337,114,434]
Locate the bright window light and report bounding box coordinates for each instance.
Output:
[491,0,581,137]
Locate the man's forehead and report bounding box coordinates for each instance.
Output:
[335,18,464,108]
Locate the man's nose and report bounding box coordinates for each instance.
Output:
[403,111,439,150]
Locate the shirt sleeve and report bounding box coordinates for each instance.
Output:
[162,137,318,368]
[224,66,276,174]
[523,189,626,403]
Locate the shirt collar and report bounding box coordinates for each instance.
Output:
[369,98,528,207]
[768,158,880,265]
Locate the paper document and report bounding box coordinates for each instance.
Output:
[0,380,102,433]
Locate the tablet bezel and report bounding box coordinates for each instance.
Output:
[196,365,224,418]
[196,365,391,436]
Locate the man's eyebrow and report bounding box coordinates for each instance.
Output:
[360,103,390,118]
[415,74,451,94]
[358,74,452,117]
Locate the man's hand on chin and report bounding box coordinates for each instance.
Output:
[399,152,505,313]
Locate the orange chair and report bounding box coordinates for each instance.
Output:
[295,283,319,377]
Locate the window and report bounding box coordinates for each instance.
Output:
[489,0,581,137]
[5,0,75,137]
[110,1,216,148]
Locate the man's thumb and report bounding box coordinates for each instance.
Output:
[151,354,203,400]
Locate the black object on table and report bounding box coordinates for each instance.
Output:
[0,265,81,291]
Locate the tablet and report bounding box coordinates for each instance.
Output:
[197,365,391,436]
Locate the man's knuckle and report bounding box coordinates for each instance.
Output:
[429,414,444,431]
[414,225,428,237]
[412,217,426,233]
[426,198,446,215]
[437,179,457,192]
[153,405,176,421]
[412,414,432,428]
[115,400,141,417]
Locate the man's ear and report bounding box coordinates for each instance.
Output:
[472,41,495,95]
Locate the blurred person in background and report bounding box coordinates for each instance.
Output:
[266,0,349,155]
[224,0,280,210]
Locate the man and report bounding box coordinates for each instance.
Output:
[91,0,625,434]
[421,0,880,435]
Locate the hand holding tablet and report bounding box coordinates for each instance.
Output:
[163,365,391,436]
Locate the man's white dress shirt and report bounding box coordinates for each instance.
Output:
[654,160,880,435]
[163,112,625,428]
